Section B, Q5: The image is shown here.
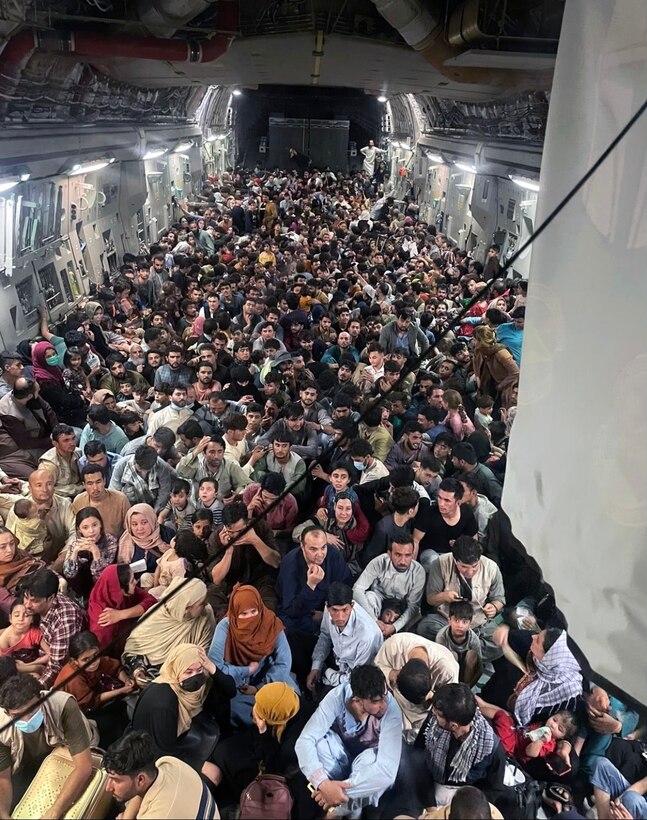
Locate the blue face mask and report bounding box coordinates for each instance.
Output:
[352,461,366,471]
[16,708,44,734]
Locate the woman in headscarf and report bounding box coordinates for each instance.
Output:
[209,681,310,800]
[87,563,157,652]
[31,341,87,427]
[16,340,34,378]
[479,625,584,779]
[124,577,215,668]
[89,388,118,413]
[131,643,235,783]
[0,527,44,615]
[83,301,111,359]
[207,584,298,728]
[117,503,170,582]
[472,324,520,409]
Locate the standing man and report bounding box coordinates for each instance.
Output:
[360,140,386,178]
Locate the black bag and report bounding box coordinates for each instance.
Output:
[507,779,545,819]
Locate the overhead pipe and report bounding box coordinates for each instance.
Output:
[370,0,553,92]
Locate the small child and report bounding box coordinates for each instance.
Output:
[436,600,483,687]
[197,477,223,526]
[477,694,579,770]
[320,465,359,513]
[475,394,495,431]
[379,597,407,629]
[12,498,50,557]
[443,389,475,441]
[117,377,135,403]
[157,479,196,532]
[191,509,213,543]
[0,598,50,674]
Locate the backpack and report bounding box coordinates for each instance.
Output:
[239,773,294,820]
[509,778,545,819]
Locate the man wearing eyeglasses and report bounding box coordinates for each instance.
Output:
[295,664,402,816]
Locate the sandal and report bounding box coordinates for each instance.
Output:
[543,784,575,813]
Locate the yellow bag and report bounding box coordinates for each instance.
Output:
[12,746,113,820]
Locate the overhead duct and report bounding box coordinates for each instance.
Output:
[137,0,239,40]
[0,28,233,113]
[370,0,553,91]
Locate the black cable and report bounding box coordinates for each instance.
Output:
[4,92,647,731]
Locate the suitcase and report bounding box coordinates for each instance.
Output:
[12,746,113,820]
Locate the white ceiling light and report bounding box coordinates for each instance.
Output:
[0,178,20,193]
[390,141,400,148]
[377,95,387,103]
[232,89,242,96]
[172,140,194,153]
[19,172,30,182]
[426,152,444,163]
[143,148,167,160]
[68,158,115,176]
[510,175,540,192]
[454,162,477,173]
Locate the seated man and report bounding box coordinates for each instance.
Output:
[277,526,353,688]
[0,673,95,817]
[78,440,121,485]
[258,401,319,461]
[72,463,130,540]
[413,478,478,570]
[79,406,129,456]
[103,730,219,819]
[364,487,419,564]
[295,665,402,817]
[176,435,250,501]
[374,633,459,744]
[22,569,86,687]
[207,500,281,615]
[417,537,505,663]
[421,785,504,820]
[408,683,505,813]
[5,468,75,564]
[109,444,175,513]
[308,582,383,692]
[353,535,426,637]
[39,423,82,499]
[248,430,308,500]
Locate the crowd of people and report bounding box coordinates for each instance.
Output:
[0,162,642,820]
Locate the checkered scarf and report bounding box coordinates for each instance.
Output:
[425,709,495,784]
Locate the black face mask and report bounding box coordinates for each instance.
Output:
[26,398,40,410]
[180,672,207,692]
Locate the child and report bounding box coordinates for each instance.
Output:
[435,600,483,687]
[379,597,406,628]
[54,631,134,748]
[475,394,495,431]
[477,694,579,770]
[191,509,213,543]
[117,376,136,403]
[157,478,196,532]
[197,477,223,526]
[12,498,50,556]
[0,598,50,674]
[318,465,359,512]
[443,389,475,441]
[63,348,91,396]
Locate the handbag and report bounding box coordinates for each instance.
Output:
[12,746,112,820]
[239,773,293,820]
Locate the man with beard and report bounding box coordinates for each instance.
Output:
[147,383,193,436]
[353,536,425,637]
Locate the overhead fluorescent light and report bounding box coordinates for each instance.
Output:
[143,148,167,160]
[0,178,20,193]
[232,89,242,96]
[172,140,194,153]
[510,175,540,192]
[68,158,114,176]
[377,95,387,103]
[454,162,477,173]
[426,152,444,163]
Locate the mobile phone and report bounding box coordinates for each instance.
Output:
[546,754,571,775]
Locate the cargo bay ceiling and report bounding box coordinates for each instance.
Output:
[0,0,563,140]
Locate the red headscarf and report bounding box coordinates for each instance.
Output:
[88,564,154,648]
[225,584,283,667]
[31,341,63,385]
